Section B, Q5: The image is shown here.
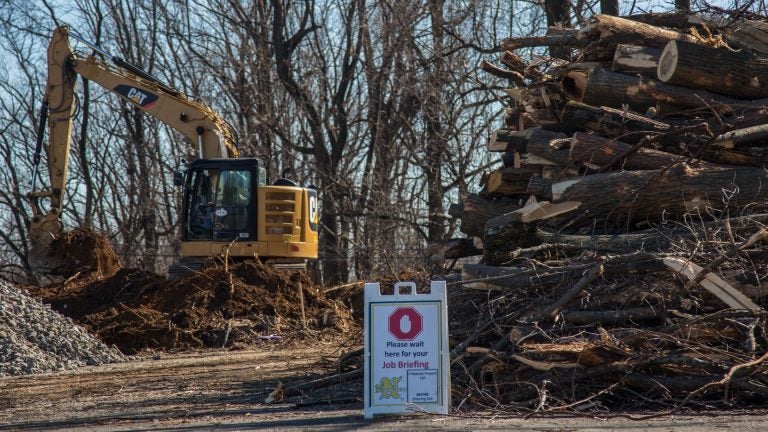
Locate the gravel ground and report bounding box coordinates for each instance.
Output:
[0,281,124,376]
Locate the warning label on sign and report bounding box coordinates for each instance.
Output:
[407,370,438,403]
[388,307,422,340]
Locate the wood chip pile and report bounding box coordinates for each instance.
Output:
[445,12,768,412]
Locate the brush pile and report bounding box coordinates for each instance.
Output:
[446,11,768,412]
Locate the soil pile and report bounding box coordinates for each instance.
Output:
[29,261,354,354]
[36,228,121,277]
[0,281,124,376]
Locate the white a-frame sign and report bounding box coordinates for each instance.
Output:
[363,281,450,419]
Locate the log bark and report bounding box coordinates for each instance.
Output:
[426,238,483,264]
[584,14,700,47]
[500,51,548,80]
[500,30,583,52]
[479,61,524,85]
[553,164,768,228]
[462,252,669,291]
[581,14,701,60]
[511,128,572,167]
[637,75,768,109]
[611,44,661,76]
[708,18,768,55]
[489,128,567,153]
[564,67,660,113]
[539,213,768,252]
[483,201,580,265]
[561,101,670,144]
[527,176,554,200]
[569,132,699,170]
[658,40,768,100]
[537,228,674,252]
[713,123,768,148]
[625,12,703,30]
[704,146,768,166]
[449,193,521,238]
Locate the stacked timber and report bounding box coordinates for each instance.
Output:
[457,12,768,263]
[443,12,768,412]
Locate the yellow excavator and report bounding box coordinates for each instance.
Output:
[27,26,318,276]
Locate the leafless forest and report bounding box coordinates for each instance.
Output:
[0,0,756,284]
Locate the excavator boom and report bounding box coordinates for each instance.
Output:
[27,26,318,276]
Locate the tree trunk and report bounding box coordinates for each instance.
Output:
[611,44,661,76]
[480,61,524,84]
[564,67,659,113]
[715,123,768,148]
[537,227,675,251]
[714,19,768,55]
[600,0,619,16]
[624,13,700,30]
[425,238,482,268]
[704,146,768,167]
[569,132,700,170]
[622,12,711,32]
[513,128,569,167]
[527,176,554,200]
[448,193,521,238]
[635,75,768,109]
[500,31,583,52]
[553,164,768,228]
[500,51,547,80]
[462,252,668,291]
[584,14,700,49]
[425,0,447,242]
[543,0,572,59]
[658,40,768,100]
[675,0,690,12]
[491,127,567,154]
[561,101,669,144]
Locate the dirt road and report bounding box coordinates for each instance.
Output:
[1,343,766,431]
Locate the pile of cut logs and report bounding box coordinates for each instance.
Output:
[443,12,768,412]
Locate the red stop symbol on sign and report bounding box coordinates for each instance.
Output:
[388,307,423,340]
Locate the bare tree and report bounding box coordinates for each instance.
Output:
[600,0,619,16]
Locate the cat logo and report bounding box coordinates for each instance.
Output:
[374,376,402,400]
[307,189,318,232]
[113,85,159,108]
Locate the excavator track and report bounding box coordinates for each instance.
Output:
[167,257,307,279]
[263,258,308,271]
[167,257,209,280]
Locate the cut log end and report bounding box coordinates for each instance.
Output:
[563,70,588,101]
[657,40,678,82]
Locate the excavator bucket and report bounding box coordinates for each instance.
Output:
[29,228,121,278]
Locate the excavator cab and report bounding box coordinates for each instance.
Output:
[178,158,318,269]
[183,158,263,242]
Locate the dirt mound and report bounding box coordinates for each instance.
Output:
[29,261,354,354]
[36,228,121,277]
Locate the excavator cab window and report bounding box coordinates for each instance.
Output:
[185,167,255,242]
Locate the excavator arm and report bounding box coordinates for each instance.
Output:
[28,26,239,271]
